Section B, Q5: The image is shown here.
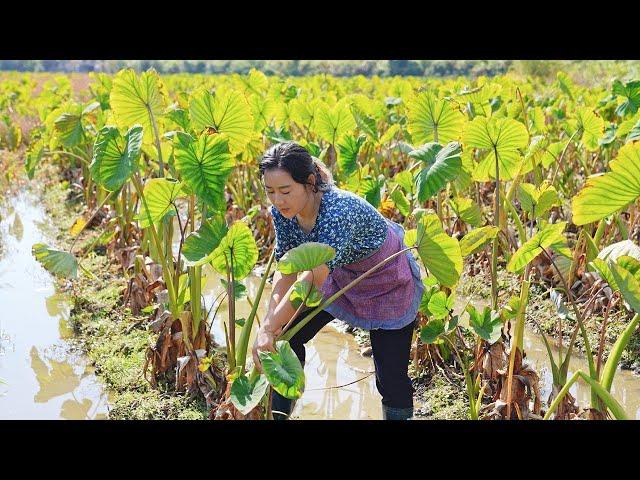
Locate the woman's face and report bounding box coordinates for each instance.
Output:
[263,168,314,219]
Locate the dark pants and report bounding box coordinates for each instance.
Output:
[271,309,416,419]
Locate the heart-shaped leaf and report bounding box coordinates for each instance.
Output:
[277,242,336,274]
[466,305,503,344]
[136,178,185,228]
[449,196,482,227]
[411,141,462,202]
[110,69,166,143]
[90,125,143,191]
[259,340,305,400]
[54,108,85,148]
[416,214,463,287]
[182,215,229,267]
[460,226,499,257]
[314,99,356,145]
[507,222,570,273]
[337,134,366,176]
[609,261,640,313]
[428,291,455,320]
[518,182,560,219]
[420,319,445,344]
[32,243,78,278]
[209,221,258,280]
[289,280,323,308]
[612,80,640,117]
[572,143,640,225]
[174,132,234,211]
[230,373,269,415]
[189,88,254,154]
[465,116,529,182]
[568,107,604,152]
[407,92,465,144]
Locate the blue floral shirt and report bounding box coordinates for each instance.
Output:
[270,187,389,273]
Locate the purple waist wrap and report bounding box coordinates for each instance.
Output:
[319,220,424,330]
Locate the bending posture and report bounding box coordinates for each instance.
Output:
[252,142,424,420]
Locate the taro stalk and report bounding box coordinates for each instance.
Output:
[543,260,640,420]
[184,219,259,372]
[501,181,559,417]
[134,174,233,392]
[568,141,640,411]
[134,177,185,318]
[506,221,601,415]
[406,91,465,222]
[174,131,234,343]
[464,116,529,310]
[458,225,506,387]
[418,299,504,419]
[228,212,462,418]
[583,250,640,416]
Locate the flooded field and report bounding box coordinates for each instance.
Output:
[0,192,110,419]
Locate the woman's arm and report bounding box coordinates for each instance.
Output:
[267,264,329,333]
[252,264,329,371]
[262,269,297,334]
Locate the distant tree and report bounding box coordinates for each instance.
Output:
[389,60,423,76]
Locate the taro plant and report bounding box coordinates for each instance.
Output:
[222,210,463,419]
[213,241,333,419]
[543,259,640,420]
[464,115,529,310]
[419,300,506,420]
[406,91,465,221]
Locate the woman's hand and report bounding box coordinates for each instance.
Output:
[252,325,278,373]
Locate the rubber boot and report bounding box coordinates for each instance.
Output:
[381,404,413,420]
[271,392,294,420]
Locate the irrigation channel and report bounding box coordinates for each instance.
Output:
[2,190,640,419]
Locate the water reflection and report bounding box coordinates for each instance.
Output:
[293,327,380,420]
[0,191,110,419]
[9,212,23,241]
[30,346,81,403]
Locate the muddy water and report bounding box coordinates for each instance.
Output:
[456,297,640,419]
[199,269,382,419]
[0,192,110,419]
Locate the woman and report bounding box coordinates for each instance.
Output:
[252,142,424,420]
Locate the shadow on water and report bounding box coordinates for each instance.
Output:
[0,191,110,419]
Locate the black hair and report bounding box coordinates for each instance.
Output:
[259,141,333,193]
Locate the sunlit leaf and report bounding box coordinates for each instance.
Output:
[32,243,77,278]
[572,143,640,225]
[230,373,269,415]
[416,214,463,287]
[278,242,336,274]
[259,341,305,400]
